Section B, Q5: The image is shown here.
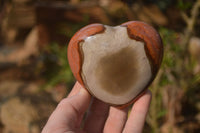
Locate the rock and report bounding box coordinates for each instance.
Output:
[21,83,40,95]
[0,81,57,133]
[1,97,38,133]
[7,5,35,28]
[0,81,23,101]
[1,2,36,44]
[0,26,39,64]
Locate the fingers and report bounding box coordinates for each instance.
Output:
[42,81,152,133]
[67,82,82,98]
[42,82,91,133]
[103,106,129,133]
[64,85,92,127]
[123,90,152,133]
[57,82,91,123]
[84,98,110,133]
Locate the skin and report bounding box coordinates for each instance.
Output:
[42,82,152,133]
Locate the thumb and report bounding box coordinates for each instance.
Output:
[42,83,91,133]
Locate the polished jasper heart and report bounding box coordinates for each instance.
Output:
[67,21,163,106]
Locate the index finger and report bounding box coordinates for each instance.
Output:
[67,82,83,98]
[42,82,91,132]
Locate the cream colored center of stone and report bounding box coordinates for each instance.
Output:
[80,26,152,105]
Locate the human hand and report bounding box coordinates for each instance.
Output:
[42,82,152,133]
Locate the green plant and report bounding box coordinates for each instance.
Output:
[146,27,182,133]
[41,43,75,90]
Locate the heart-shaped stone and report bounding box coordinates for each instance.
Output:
[67,21,163,106]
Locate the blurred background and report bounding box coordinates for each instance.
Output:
[0,0,200,133]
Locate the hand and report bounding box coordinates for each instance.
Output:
[42,82,152,133]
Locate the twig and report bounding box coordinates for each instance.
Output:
[181,0,200,49]
[179,0,200,89]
